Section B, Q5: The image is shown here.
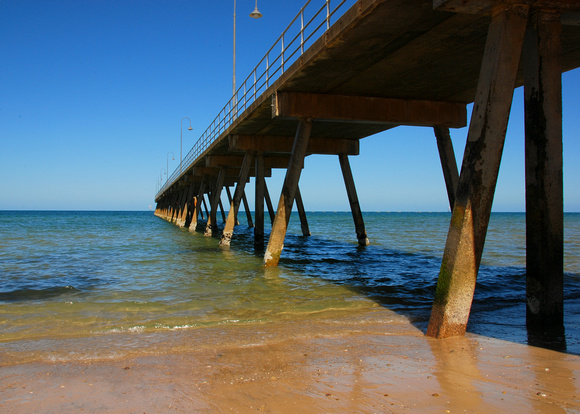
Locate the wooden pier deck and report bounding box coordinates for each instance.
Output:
[155,0,580,339]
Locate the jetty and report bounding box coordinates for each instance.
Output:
[155,0,580,339]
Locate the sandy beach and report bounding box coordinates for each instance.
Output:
[1,309,578,413]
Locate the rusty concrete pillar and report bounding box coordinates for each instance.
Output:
[225,186,240,225]
[170,191,180,223]
[184,184,199,229]
[167,192,174,222]
[205,169,225,237]
[523,9,564,329]
[339,154,369,246]
[178,184,195,228]
[175,189,186,227]
[434,126,460,210]
[159,198,167,220]
[154,200,163,218]
[165,193,173,221]
[161,196,169,220]
[163,195,171,221]
[189,177,207,232]
[295,186,311,236]
[220,153,254,246]
[171,193,178,222]
[254,153,266,245]
[178,186,189,227]
[427,4,529,338]
[264,119,312,267]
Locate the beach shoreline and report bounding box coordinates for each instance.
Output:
[1,310,578,413]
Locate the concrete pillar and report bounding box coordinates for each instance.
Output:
[434,126,460,210]
[175,189,186,227]
[254,153,265,245]
[338,154,369,246]
[225,186,240,225]
[523,9,564,329]
[242,192,254,228]
[165,194,172,222]
[426,4,529,338]
[163,195,171,221]
[159,198,167,220]
[205,169,225,237]
[220,153,254,246]
[170,191,180,223]
[202,196,209,220]
[264,181,275,225]
[178,184,194,228]
[218,199,227,223]
[264,119,312,267]
[189,177,207,232]
[154,200,163,218]
[295,186,311,236]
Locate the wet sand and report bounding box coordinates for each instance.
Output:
[1,310,579,413]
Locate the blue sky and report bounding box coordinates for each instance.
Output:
[1,0,579,212]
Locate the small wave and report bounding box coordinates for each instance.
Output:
[0,285,80,302]
[128,326,145,333]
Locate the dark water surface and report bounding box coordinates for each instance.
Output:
[1,211,579,360]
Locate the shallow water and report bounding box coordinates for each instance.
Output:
[1,211,579,360]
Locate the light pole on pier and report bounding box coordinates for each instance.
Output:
[180,117,193,174]
[233,0,263,100]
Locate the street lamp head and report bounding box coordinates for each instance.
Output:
[188,126,193,131]
[249,6,262,19]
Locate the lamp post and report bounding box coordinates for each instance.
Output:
[180,117,193,173]
[233,0,263,101]
[166,152,174,183]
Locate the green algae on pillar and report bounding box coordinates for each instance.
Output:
[427,3,529,338]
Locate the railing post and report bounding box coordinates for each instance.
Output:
[253,70,257,99]
[281,34,285,73]
[326,0,330,30]
[266,55,270,87]
[301,10,304,54]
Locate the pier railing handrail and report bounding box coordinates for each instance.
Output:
[156,0,353,199]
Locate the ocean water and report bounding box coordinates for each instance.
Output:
[1,211,579,361]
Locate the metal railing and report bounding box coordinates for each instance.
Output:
[156,0,354,199]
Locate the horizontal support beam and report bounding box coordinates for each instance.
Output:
[205,155,291,169]
[273,91,467,128]
[192,167,221,176]
[192,166,271,178]
[229,135,359,155]
[434,0,580,15]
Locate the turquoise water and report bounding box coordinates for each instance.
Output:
[1,211,579,358]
